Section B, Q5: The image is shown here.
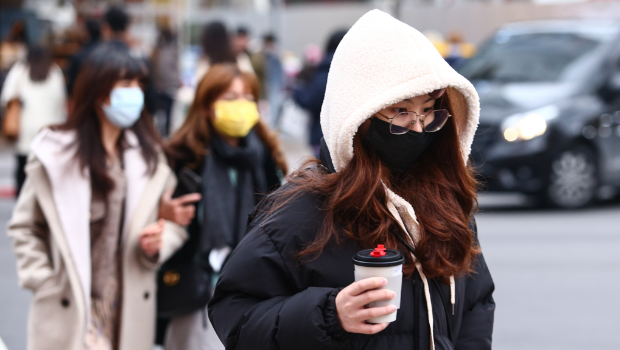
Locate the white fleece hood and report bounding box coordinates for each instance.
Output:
[320,10,480,349]
[321,9,479,170]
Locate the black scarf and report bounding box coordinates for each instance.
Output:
[201,131,267,252]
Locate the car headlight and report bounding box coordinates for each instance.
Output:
[502,105,560,142]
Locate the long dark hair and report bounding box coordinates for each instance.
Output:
[200,22,236,65]
[56,43,161,198]
[166,64,288,174]
[27,46,52,82]
[278,95,479,279]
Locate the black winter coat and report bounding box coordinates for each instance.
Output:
[208,182,495,350]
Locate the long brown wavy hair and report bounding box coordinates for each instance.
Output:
[281,95,479,279]
[166,64,287,174]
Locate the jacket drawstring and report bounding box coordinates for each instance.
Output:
[394,213,436,350]
[450,275,455,315]
[414,260,435,350]
[386,196,453,350]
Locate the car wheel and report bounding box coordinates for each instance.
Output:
[545,146,597,209]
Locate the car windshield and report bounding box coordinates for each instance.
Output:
[459,31,611,83]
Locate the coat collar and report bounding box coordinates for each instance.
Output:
[30,128,153,323]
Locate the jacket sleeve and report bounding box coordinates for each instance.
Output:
[6,162,53,291]
[455,221,495,350]
[137,170,188,269]
[208,224,349,350]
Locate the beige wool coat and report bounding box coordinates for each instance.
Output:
[7,129,188,350]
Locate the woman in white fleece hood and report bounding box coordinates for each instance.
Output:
[209,10,495,350]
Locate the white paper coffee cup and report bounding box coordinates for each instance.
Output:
[352,244,404,323]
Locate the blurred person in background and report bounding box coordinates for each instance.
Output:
[7,43,190,350]
[251,33,285,125]
[101,5,131,49]
[232,27,255,75]
[444,31,476,70]
[159,63,288,350]
[295,44,323,84]
[0,45,66,196]
[0,21,28,110]
[209,10,494,350]
[66,18,102,98]
[293,30,347,157]
[151,21,181,138]
[195,22,254,84]
[66,6,133,103]
[0,21,28,73]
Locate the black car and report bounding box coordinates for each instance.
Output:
[460,20,620,208]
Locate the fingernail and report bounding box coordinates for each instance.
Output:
[391,292,396,299]
[391,305,397,312]
[381,278,387,285]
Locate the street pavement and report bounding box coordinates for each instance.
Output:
[1,135,619,349]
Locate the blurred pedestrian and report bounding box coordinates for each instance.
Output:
[151,23,181,138]
[0,21,28,109]
[293,30,346,157]
[65,6,134,106]
[209,10,494,350]
[295,44,323,84]
[195,22,254,84]
[101,5,131,49]
[0,21,27,73]
[250,33,285,125]
[0,45,66,196]
[444,31,476,70]
[232,26,255,75]
[7,43,191,350]
[159,63,288,350]
[66,18,101,97]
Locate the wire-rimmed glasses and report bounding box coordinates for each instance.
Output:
[377,109,452,134]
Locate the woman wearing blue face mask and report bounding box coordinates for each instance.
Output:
[7,43,193,350]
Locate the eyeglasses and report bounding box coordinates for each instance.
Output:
[376,109,452,135]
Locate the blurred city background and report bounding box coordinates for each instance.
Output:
[1,0,620,349]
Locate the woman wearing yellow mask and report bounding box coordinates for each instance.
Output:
[158,64,288,349]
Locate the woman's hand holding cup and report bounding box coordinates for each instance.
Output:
[335,277,397,334]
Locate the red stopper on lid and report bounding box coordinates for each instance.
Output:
[370,244,387,257]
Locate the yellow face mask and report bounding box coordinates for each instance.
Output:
[212,99,260,138]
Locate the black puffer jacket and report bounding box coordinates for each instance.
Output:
[208,9,495,349]
[208,180,495,350]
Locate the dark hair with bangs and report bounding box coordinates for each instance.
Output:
[56,43,161,198]
[277,93,479,280]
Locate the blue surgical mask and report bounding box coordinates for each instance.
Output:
[102,87,144,128]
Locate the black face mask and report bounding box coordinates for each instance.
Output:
[361,118,437,173]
